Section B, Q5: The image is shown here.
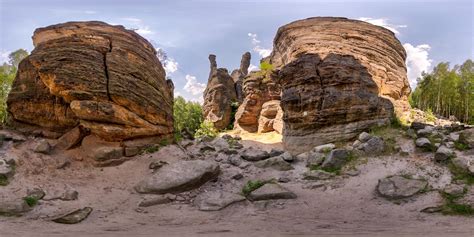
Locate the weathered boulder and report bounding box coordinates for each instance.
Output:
[459,128,474,148]
[203,55,238,130]
[0,199,30,216]
[254,156,294,171]
[7,21,174,142]
[135,160,220,194]
[234,71,282,133]
[247,183,296,201]
[271,17,410,153]
[194,191,245,211]
[52,207,93,224]
[377,176,428,199]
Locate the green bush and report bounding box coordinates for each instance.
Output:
[425,108,436,122]
[194,121,218,139]
[173,96,203,139]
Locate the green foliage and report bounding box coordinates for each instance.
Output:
[453,141,469,151]
[242,180,265,196]
[441,192,474,216]
[226,101,240,130]
[425,108,436,122]
[173,96,203,139]
[23,196,39,207]
[448,162,474,185]
[259,61,274,71]
[0,175,8,186]
[194,121,218,139]
[410,60,474,124]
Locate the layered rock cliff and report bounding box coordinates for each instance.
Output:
[270,17,411,153]
[7,21,174,142]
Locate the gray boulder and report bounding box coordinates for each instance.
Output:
[52,207,93,224]
[443,184,465,196]
[415,137,432,150]
[0,199,30,216]
[247,183,297,201]
[254,156,294,171]
[306,152,326,167]
[312,143,336,153]
[135,160,220,194]
[303,170,335,180]
[362,136,385,155]
[241,147,270,161]
[434,145,455,161]
[321,149,350,170]
[194,191,245,211]
[377,176,428,199]
[138,195,173,207]
[459,128,474,148]
[268,148,285,157]
[34,140,51,154]
[358,132,372,143]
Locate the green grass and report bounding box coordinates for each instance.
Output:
[242,180,266,196]
[0,175,8,186]
[454,141,469,151]
[448,162,474,185]
[23,196,39,207]
[440,192,474,216]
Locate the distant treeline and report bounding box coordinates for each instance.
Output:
[410,59,474,124]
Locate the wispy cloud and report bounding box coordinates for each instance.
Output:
[358,17,407,35]
[403,43,432,89]
[248,64,259,72]
[0,50,10,64]
[121,17,154,36]
[248,33,271,58]
[184,74,206,96]
[156,48,178,74]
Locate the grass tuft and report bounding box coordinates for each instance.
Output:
[23,196,39,207]
[242,180,266,196]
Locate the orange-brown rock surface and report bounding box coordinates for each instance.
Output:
[7,21,174,142]
[270,17,411,153]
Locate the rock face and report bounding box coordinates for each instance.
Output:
[270,17,410,153]
[233,71,282,133]
[231,52,251,103]
[7,21,174,142]
[203,55,238,130]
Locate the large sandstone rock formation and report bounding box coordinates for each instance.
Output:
[7,21,174,142]
[270,17,411,153]
[233,70,282,133]
[203,53,251,130]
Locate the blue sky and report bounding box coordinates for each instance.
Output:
[1,0,472,102]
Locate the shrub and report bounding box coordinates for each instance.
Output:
[194,121,218,139]
[23,196,39,207]
[173,96,203,139]
[425,108,436,122]
[242,180,265,196]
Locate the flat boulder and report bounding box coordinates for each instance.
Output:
[247,183,296,201]
[52,207,93,224]
[135,160,220,194]
[377,176,428,200]
[0,199,30,216]
[194,191,245,211]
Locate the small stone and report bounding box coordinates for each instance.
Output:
[303,170,335,180]
[434,145,454,162]
[241,147,270,161]
[228,155,243,167]
[449,133,460,142]
[52,207,93,224]
[344,169,360,176]
[362,136,385,155]
[221,134,233,140]
[302,182,326,190]
[420,206,443,213]
[313,143,336,153]
[321,149,350,170]
[0,159,13,179]
[352,140,361,148]
[278,177,291,183]
[280,152,294,162]
[247,183,297,201]
[415,138,432,150]
[0,199,30,216]
[411,122,427,130]
[358,132,372,142]
[306,152,325,167]
[222,148,238,155]
[443,184,465,196]
[231,172,244,180]
[194,191,245,211]
[268,148,285,157]
[254,156,293,171]
[138,196,172,207]
[61,190,79,201]
[27,188,46,200]
[34,140,51,154]
[377,175,428,199]
[149,160,168,170]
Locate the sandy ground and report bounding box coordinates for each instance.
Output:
[0,132,473,237]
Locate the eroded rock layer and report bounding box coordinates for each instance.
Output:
[7,21,174,141]
[270,17,410,153]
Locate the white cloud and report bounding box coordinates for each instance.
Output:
[248,33,272,58]
[0,50,10,64]
[156,48,179,74]
[184,75,206,95]
[121,17,154,36]
[403,43,432,89]
[248,64,259,72]
[358,17,407,35]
